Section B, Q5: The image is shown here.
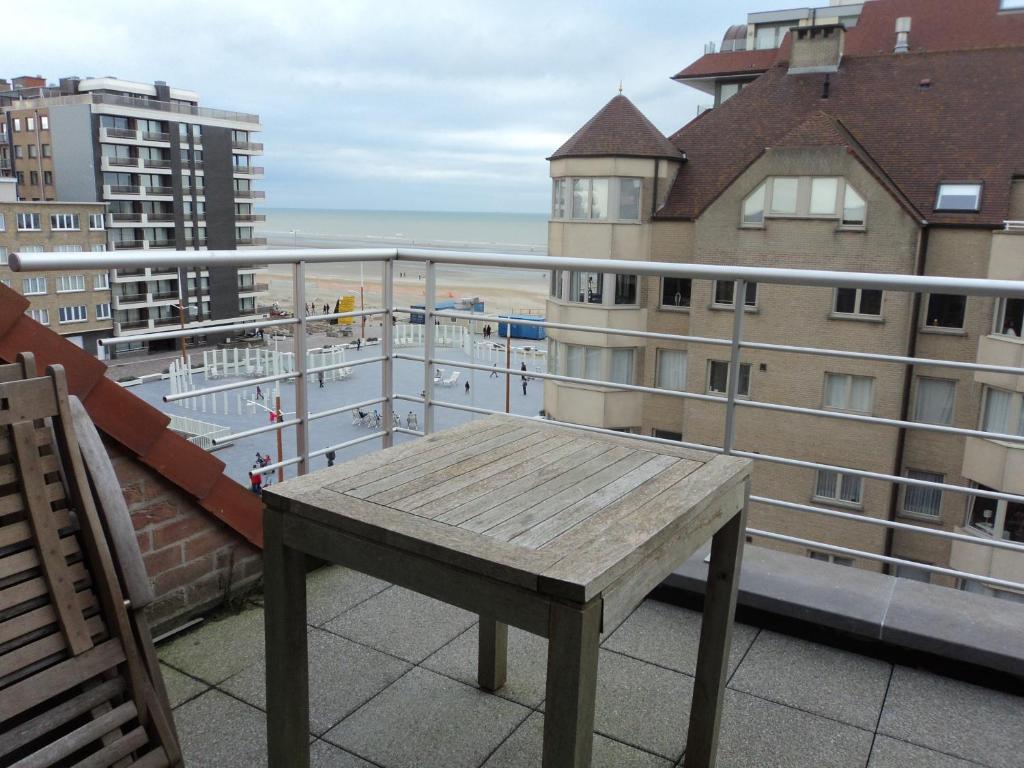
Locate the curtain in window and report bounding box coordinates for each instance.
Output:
[566,345,583,378]
[547,341,558,375]
[657,351,686,391]
[915,379,955,424]
[584,348,602,381]
[839,476,861,504]
[849,377,872,413]
[982,389,1012,434]
[905,471,942,517]
[816,471,838,499]
[610,349,634,385]
[824,374,846,409]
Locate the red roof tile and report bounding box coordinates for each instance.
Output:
[0,282,263,547]
[549,94,682,161]
[672,49,780,81]
[660,46,1024,226]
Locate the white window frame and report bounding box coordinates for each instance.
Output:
[808,550,855,567]
[22,277,47,295]
[94,272,110,290]
[58,305,89,324]
[0,213,5,231]
[913,377,956,426]
[980,386,1024,438]
[95,302,112,320]
[17,212,41,231]
[712,280,758,310]
[660,277,692,310]
[0,246,7,266]
[935,182,982,212]
[813,469,863,508]
[655,350,688,392]
[921,293,967,332]
[27,308,49,325]
[88,213,105,230]
[822,372,874,414]
[49,213,80,231]
[706,360,751,397]
[743,176,867,229]
[40,115,49,130]
[901,470,944,520]
[554,176,643,222]
[56,274,86,293]
[832,287,883,319]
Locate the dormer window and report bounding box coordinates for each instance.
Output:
[741,177,867,228]
[935,183,982,212]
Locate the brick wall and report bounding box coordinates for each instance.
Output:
[106,440,263,633]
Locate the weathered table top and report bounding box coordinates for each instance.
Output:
[264,416,750,605]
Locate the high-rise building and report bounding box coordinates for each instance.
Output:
[543,0,1024,599]
[0,177,112,353]
[0,75,267,355]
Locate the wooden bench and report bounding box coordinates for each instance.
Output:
[263,415,751,768]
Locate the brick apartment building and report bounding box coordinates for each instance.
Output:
[543,0,1024,599]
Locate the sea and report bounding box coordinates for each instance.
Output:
[256,208,549,254]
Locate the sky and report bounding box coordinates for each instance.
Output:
[6,1,763,213]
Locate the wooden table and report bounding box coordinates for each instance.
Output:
[262,416,751,768]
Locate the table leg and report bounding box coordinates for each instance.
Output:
[264,508,310,768]
[542,600,601,768]
[478,616,508,692]
[683,484,749,768]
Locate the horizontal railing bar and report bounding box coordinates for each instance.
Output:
[11,247,396,271]
[309,431,386,458]
[741,339,1024,377]
[164,371,293,402]
[394,426,425,437]
[257,455,303,474]
[307,355,386,375]
[307,308,387,323]
[747,528,1024,592]
[308,396,387,422]
[101,317,297,345]
[733,449,1024,504]
[430,399,500,417]
[752,495,1024,554]
[212,417,301,444]
[393,393,426,404]
[734,398,1024,445]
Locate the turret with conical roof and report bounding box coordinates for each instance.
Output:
[548,94,683,161]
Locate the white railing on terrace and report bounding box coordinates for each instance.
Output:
[168,414,231,451]
[10,246,1024,597]
[1005,220,1024,231]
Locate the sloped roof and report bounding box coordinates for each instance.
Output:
[0,284,263,546]
[660,46,1024,226]
[671,49,780,81]
[549,94,683,161]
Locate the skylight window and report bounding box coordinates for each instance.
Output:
[935,183,982,212]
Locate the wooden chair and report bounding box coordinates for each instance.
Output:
[0,360,181,767]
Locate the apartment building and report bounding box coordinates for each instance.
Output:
[0,75,267,354]
[543,0,1024,599]
[0,177,111,353]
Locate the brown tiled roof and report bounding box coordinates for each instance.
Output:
[659,46,1024,226]
[549,94,682,161]
[671,49,780,81]
[0,283,263,546]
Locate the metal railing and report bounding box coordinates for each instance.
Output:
[10,246,1024,597]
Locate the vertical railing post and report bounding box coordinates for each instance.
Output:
[723,278,746,455]
[293,260,310,474]
[381,257,395,447]
[423,260,436,435]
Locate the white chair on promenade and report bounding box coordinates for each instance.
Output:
[439,371,461,387]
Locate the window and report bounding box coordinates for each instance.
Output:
[91,244,107,253]
[27,308,49,325]
[17,213,41,231]
[41,144,51,157]
[50,213,80,231]
[0,213,5,231]
[0,247,7,265]
[841,185,866,227]
[547,340,558,375]
[823,373,873,413]
[914,378,955,425]
[26,117,35,131]
[769,178,799,214]
[29,171,39,186]
[717,81,744,104]
[754,23,788,49]
[12,118,20,131]
[57,275,86,292]
[40,116,48,130]
[43,171,52,185]
[814,470,863,506]
[981,387,1024,437]
[661,277,691,308]
[95,303,112,320]
[556,177,641,221]
[22,277,47,295]
[610,349,634,384]
[1001,0,1024,8]
[903,470,943,518]
[561,344,637,385]
[28,144,38,159]
[618,178,641,221]
[967,484,1024,542]
[712,281,757,308]
[742,183,766,226]
[613,274,637,305]
[56,245,83,253]
[935,183,982,212]
[833,288,882,317]
[809,551,855,567]
[995,297,1024,337]
[707,360,751,396]
[809,177,839,215]
[58,305,88,324]
[88,213,105,230]
[14,146,23,160]
[568,271,603,304]
[552,178,568,219]
[656,350,687,391]
[94,273,110,290]
[918,293,966,330]
[549,270,563,299]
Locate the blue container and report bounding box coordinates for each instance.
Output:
[409,301,455,324]
[497,315,545,340]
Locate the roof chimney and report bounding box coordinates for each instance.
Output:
[894,17,911,53]
[788,25,845,75]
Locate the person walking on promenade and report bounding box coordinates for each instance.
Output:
[318,371,325,388]
[490,364,499,378]
[249,466,262,495]
[465,380,470,394]
[256,385,264,401]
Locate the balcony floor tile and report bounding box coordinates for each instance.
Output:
[219,627,411,735]
[174,689,268,768]
[303,564,391,626]
[160,663,209,708]
[159,602,265,684]
[322,585,477,663]
[728,630,892,729]
[310,739,378,767]
[322,666,529,768]
[867,735,981,768]
[878,666,1024,768]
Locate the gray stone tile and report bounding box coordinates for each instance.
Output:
[311,739,378,768]
[422,622,549,707]
[728,630,891,729]
[305,565,391,626]
[174,689,268,768]
[324,667,529,768]
[483,712,672,768]
[590,649,694,762]
[322,586,476,663]
[878,666,1024,768]
[159,604,265,684]
[160,663,209,708]
[220,627,411,735]
[602,599,758,678]
[715,688,874,768]
[868,736,980,768]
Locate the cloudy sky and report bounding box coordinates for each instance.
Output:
[7,1,758,212]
